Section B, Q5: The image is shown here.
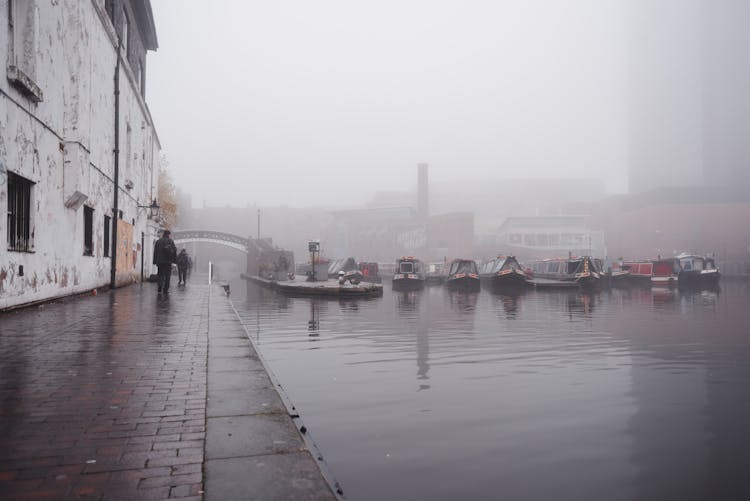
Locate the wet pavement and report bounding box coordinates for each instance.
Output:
[0,279,337,500]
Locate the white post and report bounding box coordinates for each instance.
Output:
[208,261,212,285]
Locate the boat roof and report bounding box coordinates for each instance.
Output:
[676,252,711,259]
[397,256,421,262]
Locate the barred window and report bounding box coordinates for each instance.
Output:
[83,205,94,256]
[7,171,34,252]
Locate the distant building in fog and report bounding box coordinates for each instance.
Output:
[495,216,607,260]
[325,207,473,262]
[629,0,750,194]
[431,178,606,237]
[327,164,473,261]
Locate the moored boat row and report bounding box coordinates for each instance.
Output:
[289,252,721,295]
[612,253,720,288]
[387,252,720,292]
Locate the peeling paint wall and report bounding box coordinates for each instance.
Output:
[1,0,161,310]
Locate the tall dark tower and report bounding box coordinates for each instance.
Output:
[417,163,429,218]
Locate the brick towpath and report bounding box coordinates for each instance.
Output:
[0,280,338,500]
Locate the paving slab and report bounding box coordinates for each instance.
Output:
[207,355,264,374]
[209,345,253,358]
[207,370,275,393]
[205,453,335,501]
[205,414,305,459]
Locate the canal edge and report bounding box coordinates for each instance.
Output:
[221,286,346,499]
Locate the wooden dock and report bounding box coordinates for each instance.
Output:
[242,274,384,297]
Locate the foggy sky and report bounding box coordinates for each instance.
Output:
[147,1,629,208]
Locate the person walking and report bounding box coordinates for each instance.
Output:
[153,230,177,293]
[177,249,190,285]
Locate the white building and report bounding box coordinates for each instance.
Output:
[496,216,607,260]
[1,0,162,310]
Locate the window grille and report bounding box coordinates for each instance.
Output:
[7,171,34,252]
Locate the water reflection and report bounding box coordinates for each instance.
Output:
[230,278,750,501]
[678,288,720,315]
[245,279,277,304]
[614,286,722,315]
[275,293,291,311]
[651,287,679,309]
[566,291,598,317]
[395,290,421,313]
[156,290,171,310]
[308,300,320,335]
[244,281,265,341]
[415,291,430,391]
[446,289,478,314]
[339,299,360,312]
[490,292,522,319]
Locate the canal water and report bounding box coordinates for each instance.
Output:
[229,279,750,501]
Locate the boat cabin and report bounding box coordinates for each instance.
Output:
[448,259,478,277]
[677,254,718,272]
[397,257,424,275]
[480,255,525,276]
[529,256,602,277]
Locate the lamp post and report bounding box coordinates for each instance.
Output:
[137,199,161,219]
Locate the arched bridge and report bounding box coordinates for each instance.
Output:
[172,229,293,277]
[172,230,250,253]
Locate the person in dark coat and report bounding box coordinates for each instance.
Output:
[176,249,190,285]
[153,230,177,293]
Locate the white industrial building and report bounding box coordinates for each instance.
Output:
[1,0,162,310]
[496,216,607,261]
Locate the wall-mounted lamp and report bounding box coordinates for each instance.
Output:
[137,199,160,219]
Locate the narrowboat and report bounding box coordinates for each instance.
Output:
[527,256,603,289]
[392,256,426,290]
[676,253,720,287]
[445,259,480,291]
[479,255,531,290]
[621,258,680,287]
[358,261,381,283]
[605,263,632,287]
